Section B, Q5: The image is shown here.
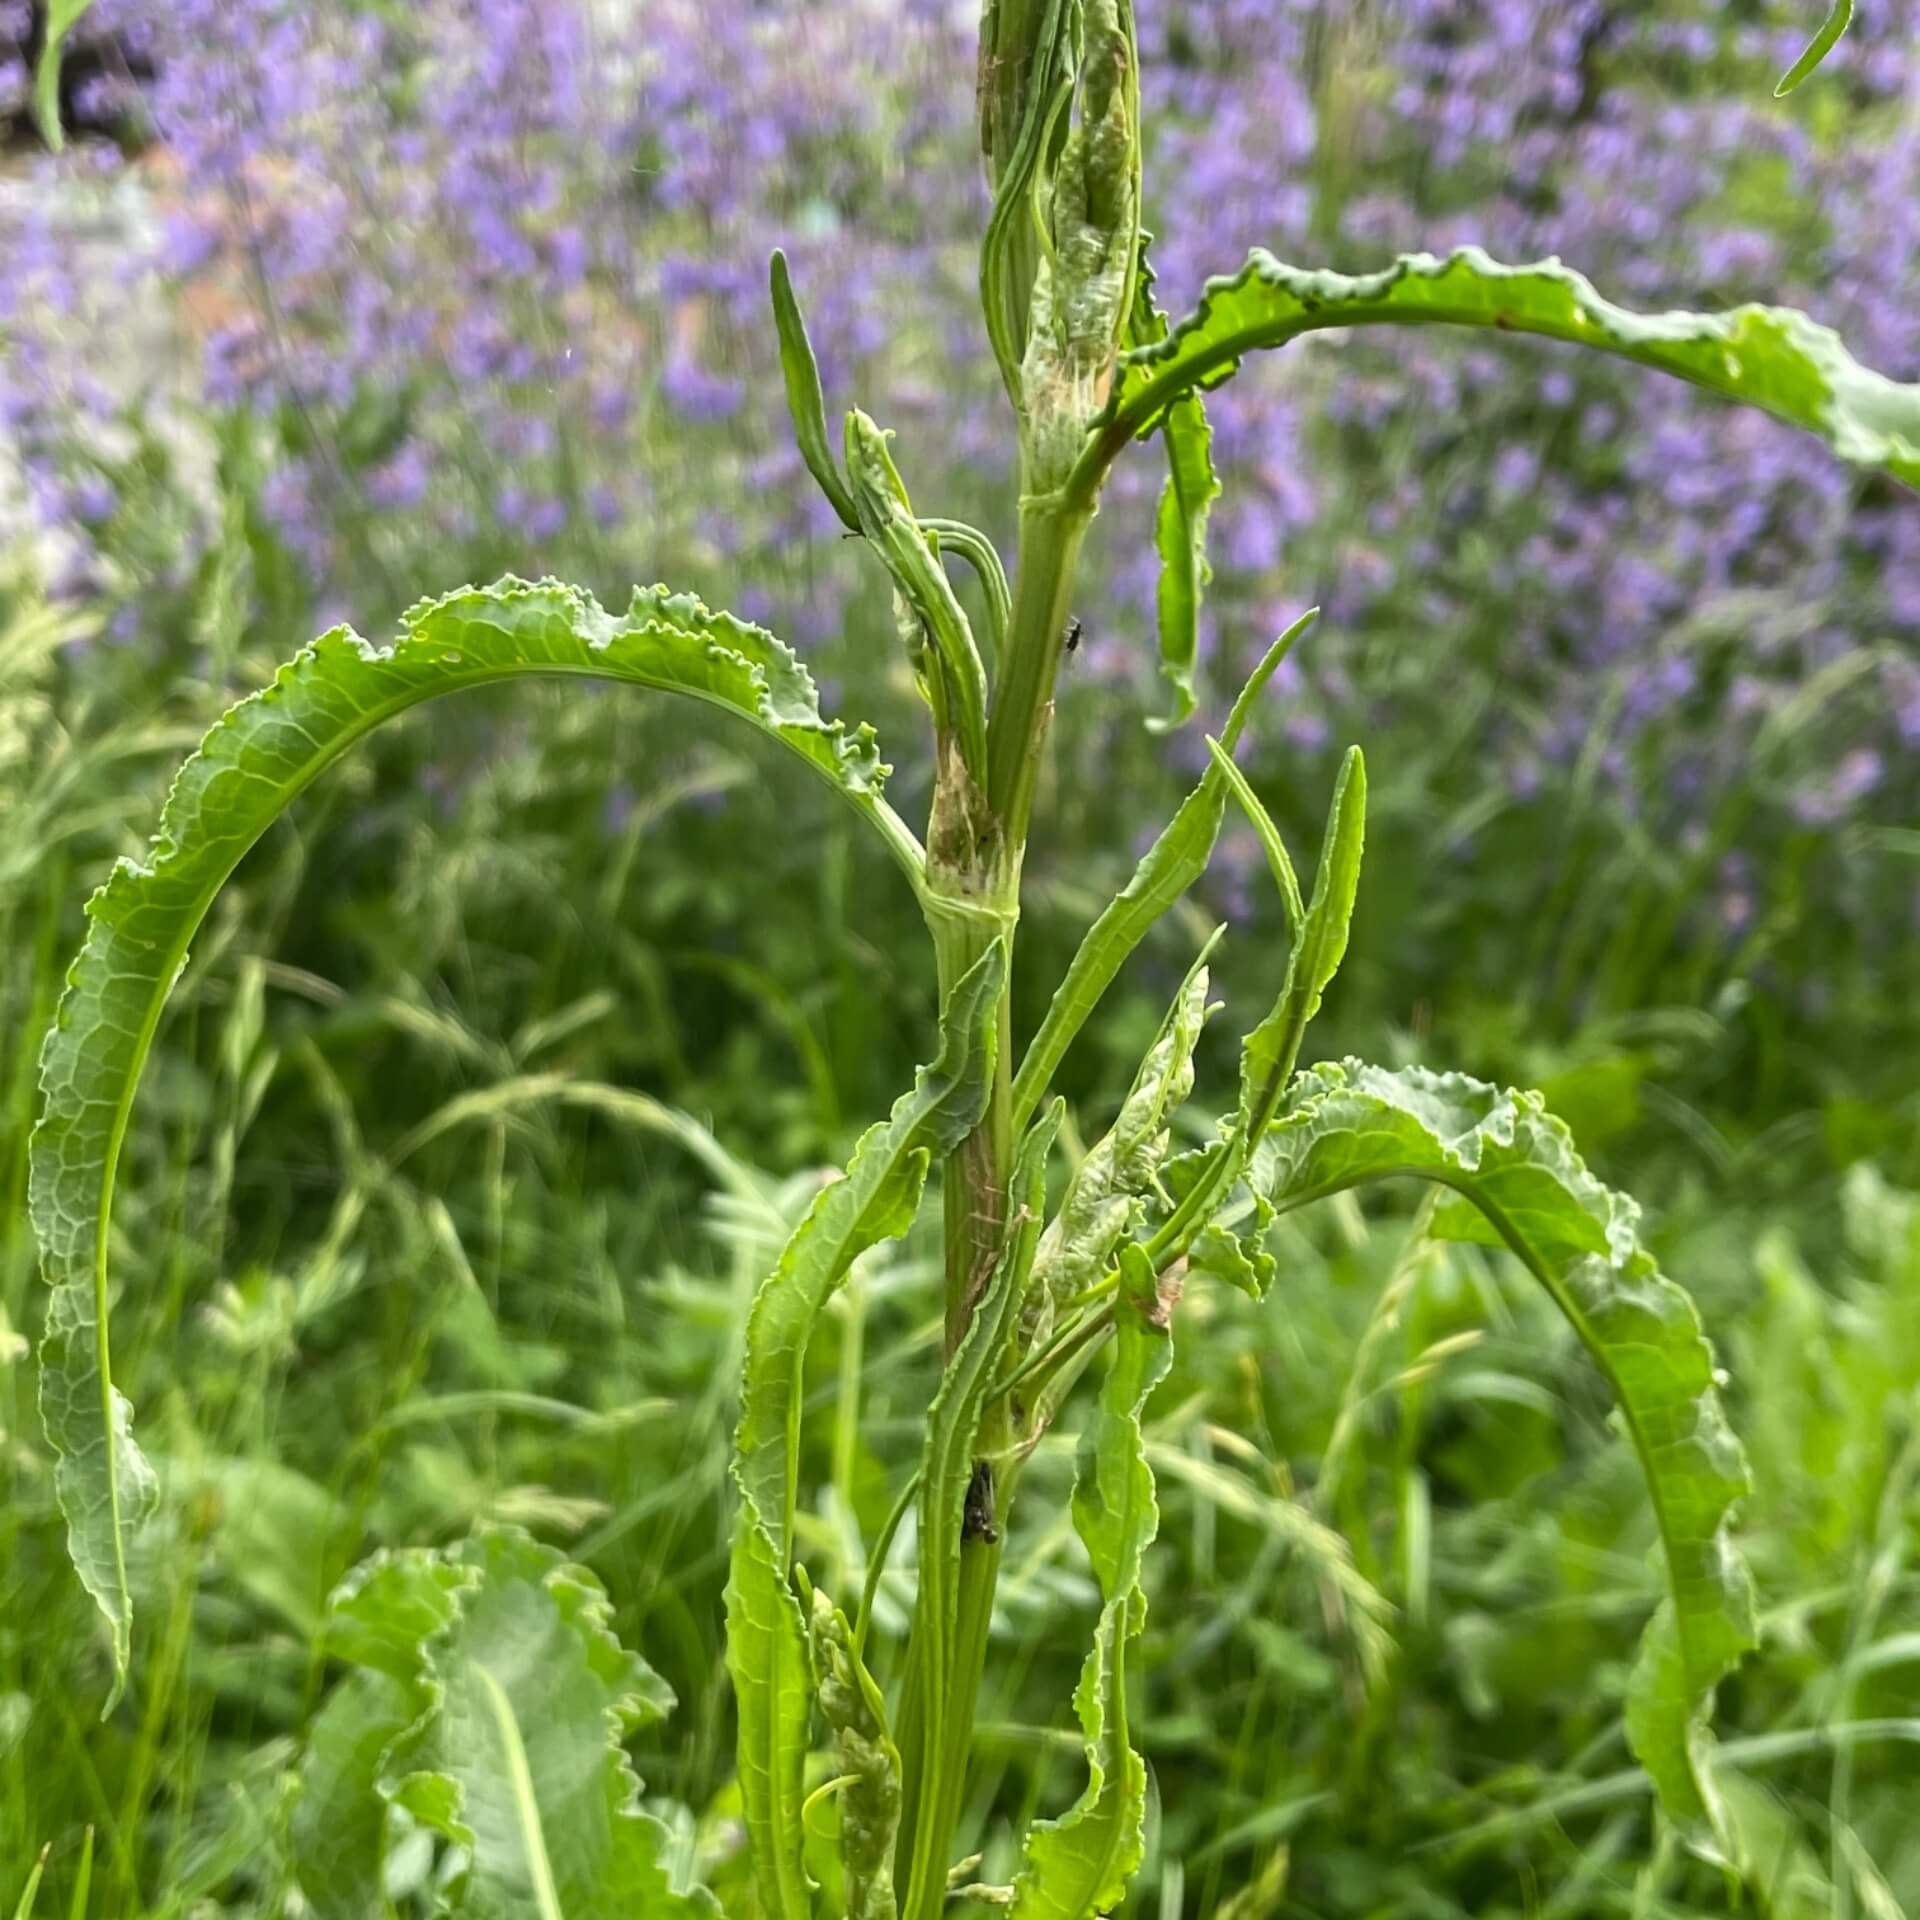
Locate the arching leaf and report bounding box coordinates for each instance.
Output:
[1258,1060,1757,1838]
[29,575,922,1705]
[726,946,1004,1920]
[1009,1242,1171,1918]
[1103,247,1920,490]
[1775,0,1852,95]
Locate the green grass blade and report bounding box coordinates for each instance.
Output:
[11,1848,48,1920]
[1099,247,1920,490]
[1009,610,1314,1132]
[28,574,920,1708]
[1775,0,1852,94]
[726,945,1005,1920]
[1260,1060,1758,1841]
[1009,1242,1172,1917]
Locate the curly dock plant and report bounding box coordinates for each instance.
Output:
[30,2,1920,1910]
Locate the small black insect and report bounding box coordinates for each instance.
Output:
[1064,616,1083,654]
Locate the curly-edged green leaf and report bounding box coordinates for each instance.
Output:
[1010,1242,1171,1919]
[1010,610,1314,1133]
[809,1589,901,1920]
[34,0,94,149]
[770,250,860,531]
[29,574,920,1706]
[1028,951,1213,1332]
[298,1528,711,1919]
[1259,1060,1757,1836]
[290,1668,423,1919]
[1147,390,1219,732]
[727,945,1005,1920]
[901,1102,1062,1911]
[1103,247,1920,490]
[1776,0,1852,94]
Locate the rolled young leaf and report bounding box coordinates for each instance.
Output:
[1094,246,1920,491]
[727,946,1005,1920]
[1148,389,1219,732]
[1009,1241,1171,1918]
[770,249,860,531]
[1257,1060,1757,1837]
[33,0,95,149]
[29,574,922,1707]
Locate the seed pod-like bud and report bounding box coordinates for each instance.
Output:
[1018,0,1142,489]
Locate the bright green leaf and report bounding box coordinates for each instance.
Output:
[1259,1060,1757,1837]
[1010,610,1314,1132]
[770,250,860,530]
[1104,248,1920,490]
[28,576,919,1706]
[1776,0,1852,94]
[296,1529,712,1918]
[1010,1242,1171,1918]
[726,945,1005,1920]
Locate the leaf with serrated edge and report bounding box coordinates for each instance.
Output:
[1028,952,1213,1335]
[1010,610,1314,1133]
[1106,247,1920,490]
[28,574,920,1707]
[727,946,1005,1920]
[1010,1242,1170,1918]
[1259,1060,1756,1837]
[301,1528,712,1918]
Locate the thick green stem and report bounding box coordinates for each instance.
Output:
[902,491,1091,1916]
[984,500,1092,854]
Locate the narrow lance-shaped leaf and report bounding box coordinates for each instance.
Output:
[298,1528,713,1918]
[29,574,922,1709]
[1160,743,1364,1257]
[727,946,1005,1920]
[1099,247,1920,490]
[770,250,860,530]
[1776,0,1852,95]
[1009,1241,1172,1918]
[1257,1061,1757,1839]
[901,1101,1062,1915]
[1147,389,1219,732]
[1010,610,1314,1133]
